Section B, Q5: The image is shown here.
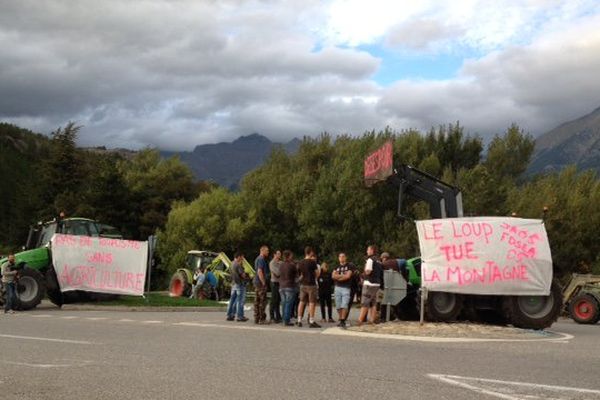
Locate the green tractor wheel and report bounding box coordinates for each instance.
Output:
[16,267,46,310]
[424,291,464,322]
[503,279,562,329]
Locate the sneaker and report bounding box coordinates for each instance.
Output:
[296,321,303,327]
[258,320,270,325]
[320,318,326,323]
[328,318,335,323]
[7,310,15,314]
[284,322,294,326]
[336,320,343,327]
[340,320,347,329]
[237,317,248,322]
[309,321,321,328]
[226,316,235,321]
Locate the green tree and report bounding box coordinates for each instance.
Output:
[120,149,198,239]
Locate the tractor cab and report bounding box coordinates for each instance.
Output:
[185,251,219,271]
[25,218,122,250]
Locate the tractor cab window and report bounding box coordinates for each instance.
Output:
[61,220,100,237]
[38,223,57,247]
[186,255,202,270]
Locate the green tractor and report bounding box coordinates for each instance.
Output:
[0,217,122,310]
[169,250,255,300]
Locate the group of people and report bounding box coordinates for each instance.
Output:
[226,244,401,329]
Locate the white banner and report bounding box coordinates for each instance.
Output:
[51,234,148,296]
[415,217,553,295]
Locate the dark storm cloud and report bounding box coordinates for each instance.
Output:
[1,1,599,150]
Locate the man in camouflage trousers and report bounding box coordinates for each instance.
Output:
[253,245,270,324]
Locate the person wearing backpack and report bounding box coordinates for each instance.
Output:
[357,245,383,325]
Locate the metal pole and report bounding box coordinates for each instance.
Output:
[419,288,427,326]
[145,236,153,295]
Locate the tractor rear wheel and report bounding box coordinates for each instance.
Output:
[504,280,562,329]
[16,267,45,310]
[169,271,191,297]
[569,294,600,324]
[425,292,464,322]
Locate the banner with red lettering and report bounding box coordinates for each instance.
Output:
[415,217,553,295]
[51,234,148,296]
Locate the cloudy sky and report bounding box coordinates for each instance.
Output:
[1,0,600,150]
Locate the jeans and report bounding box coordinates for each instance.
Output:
[270,282,282,321]
[4,282,16,312]
[227,284,246,319]
[279,288,297,323]
[334,286,351,310]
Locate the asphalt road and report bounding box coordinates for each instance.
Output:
[0,308,599,400]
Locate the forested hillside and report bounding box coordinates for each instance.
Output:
[0,123,205,253]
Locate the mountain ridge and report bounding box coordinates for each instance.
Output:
[529,106,600,174]
[162,133,300,189]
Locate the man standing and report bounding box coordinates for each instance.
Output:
[253,245,270,324]
[332,253,355,328]
[296,246,321,328]
[269,250,283,323]
[358,245,383,325]
[1,254,18,314]
[226,252,249,322]
[278,250,297,326]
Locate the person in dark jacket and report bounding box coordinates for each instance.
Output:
[318,262,334,323]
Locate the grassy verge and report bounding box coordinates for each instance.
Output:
[92,293,223,307]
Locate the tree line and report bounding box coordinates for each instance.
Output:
[2,121,598,287]
[156,123,600,282]
[0,122,207,255]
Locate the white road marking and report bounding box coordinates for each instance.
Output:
[85,317,109,321]
[141,320,163,324]
[30,314,53,318]
[428,374,600,400]
[59,316,79,320]
[0,334,95,345]
[118,319,135,322]
[1,360,92,368]
[173,322,320,334]
[322,327,574,343]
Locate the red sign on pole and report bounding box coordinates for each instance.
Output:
[364,140,393,187]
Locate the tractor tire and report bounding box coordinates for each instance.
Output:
[394,293,420,321]
[169,271,191,297]
[503,279,563,330]
[424,291,464,322]
[45,267,64,307]
[16,267,45,310]
[568,294,600,324]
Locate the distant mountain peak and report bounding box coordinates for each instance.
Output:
[528,106,600,174]
[163,133,300,189]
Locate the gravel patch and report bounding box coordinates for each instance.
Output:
[348,321,560,340]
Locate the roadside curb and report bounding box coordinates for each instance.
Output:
[59,305,227,312]
[321,327,573,343]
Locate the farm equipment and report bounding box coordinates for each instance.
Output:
[168,250,255,300]
[367,144,562,329]
[0,217,122,310]
[563,274,600,324]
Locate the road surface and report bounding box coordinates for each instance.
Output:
[0,308,598,399]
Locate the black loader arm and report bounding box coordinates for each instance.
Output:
[391,164,463,219]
